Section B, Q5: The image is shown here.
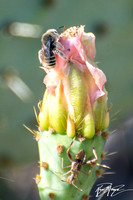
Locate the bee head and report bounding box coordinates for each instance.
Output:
[41,29,59,45]
[47,29,59,36]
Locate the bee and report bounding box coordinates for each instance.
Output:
[61,137,110,191]
[38,28,66,70]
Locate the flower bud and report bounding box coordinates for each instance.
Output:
[38,26,109,138]
[48,81,67,134]
[68,64,87,128]
[66,115,75,137]
[38,90,49,131]
[81,96,95,139]
[93,91,110,131]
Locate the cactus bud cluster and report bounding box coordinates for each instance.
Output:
[34,26,111,200]
[38,26,109,138]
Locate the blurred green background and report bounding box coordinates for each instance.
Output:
[0,0,133,199]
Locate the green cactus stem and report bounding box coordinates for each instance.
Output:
[36,131,106,200]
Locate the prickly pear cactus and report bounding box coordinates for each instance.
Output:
[35,26,110,200]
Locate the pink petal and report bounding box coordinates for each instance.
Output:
[86,60,107,103]
[43,69,60,94]
[82,32,96,60]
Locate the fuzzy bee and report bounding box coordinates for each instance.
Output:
[38,29,66,70]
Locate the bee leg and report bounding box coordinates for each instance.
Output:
[54,49,67,59]
[53,41,64,50]
[54,41,70,51]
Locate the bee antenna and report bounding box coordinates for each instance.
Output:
[57,26,65,30]
[57,26,65,32]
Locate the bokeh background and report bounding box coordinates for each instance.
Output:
[0,0,133,199]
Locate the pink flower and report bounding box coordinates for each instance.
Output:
[38,26,109,138]
[44,26,106,103]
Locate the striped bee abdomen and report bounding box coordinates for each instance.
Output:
[44,48,56,67]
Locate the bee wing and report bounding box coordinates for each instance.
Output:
[45,40,55,59]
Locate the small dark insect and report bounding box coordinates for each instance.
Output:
[62,137,109,191]
[38,28,66,71]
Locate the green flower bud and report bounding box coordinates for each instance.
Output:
[38,90,49,131]
[93,92,110,131]
[68,64,87,128]
[48,81,67,134]
[67,115,75,137]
